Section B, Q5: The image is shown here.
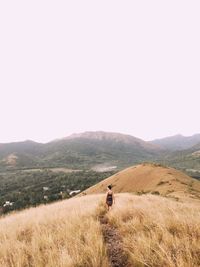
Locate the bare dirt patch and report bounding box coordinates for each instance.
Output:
[3,154,18,166]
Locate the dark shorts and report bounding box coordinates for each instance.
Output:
[106,200,113,206]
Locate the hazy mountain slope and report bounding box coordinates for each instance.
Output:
[65,131,160,151]
[0,132,162,170]
[44,132,161,168]
[83,163,200,200]
[160,142,200,176]
[0,140,43,156]
[151,134,200,151]
[0,141,43,169]
[1,131,200,173]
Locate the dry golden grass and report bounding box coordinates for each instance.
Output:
[0,195,109,267]
[106,193,200,267]
[1,191,200,267]
[82,163,200,201]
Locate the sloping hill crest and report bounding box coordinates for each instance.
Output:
[83,163,200,200]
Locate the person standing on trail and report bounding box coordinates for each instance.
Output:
[106,185,115,211]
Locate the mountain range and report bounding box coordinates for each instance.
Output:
[0,131,200,173]
[0,131,160,171]
[151,133,200,151]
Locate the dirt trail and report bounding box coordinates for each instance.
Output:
[99,214,131,267]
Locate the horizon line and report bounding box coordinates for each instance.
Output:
[0,131,200,145]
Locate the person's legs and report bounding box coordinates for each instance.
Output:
[106,202,113,211]
[106,203,109,211]
[108,203,112,211]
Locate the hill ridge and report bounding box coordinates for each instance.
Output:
[151,133,200,151]
[83,163,200,200]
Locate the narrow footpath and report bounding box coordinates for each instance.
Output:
[99,214,131,267]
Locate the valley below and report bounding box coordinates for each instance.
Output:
[1,131,200,214]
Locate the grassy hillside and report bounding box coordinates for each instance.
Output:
[104,194,200,267]
[0,193,199,267]
[83,163,200,200]
[0,195,109,267]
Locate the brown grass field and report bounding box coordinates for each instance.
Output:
[0,193,200,267]
[105,194,200,267]
[0,195,109,267]
[0,164,200,267]
[83,163,200,201]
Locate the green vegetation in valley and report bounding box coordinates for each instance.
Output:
[0,170,115,214]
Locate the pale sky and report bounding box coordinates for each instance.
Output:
[0,1,200,143]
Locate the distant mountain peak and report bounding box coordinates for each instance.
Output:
[151,133,200,151]
[66,131,142,142]
[59,131,162,152]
